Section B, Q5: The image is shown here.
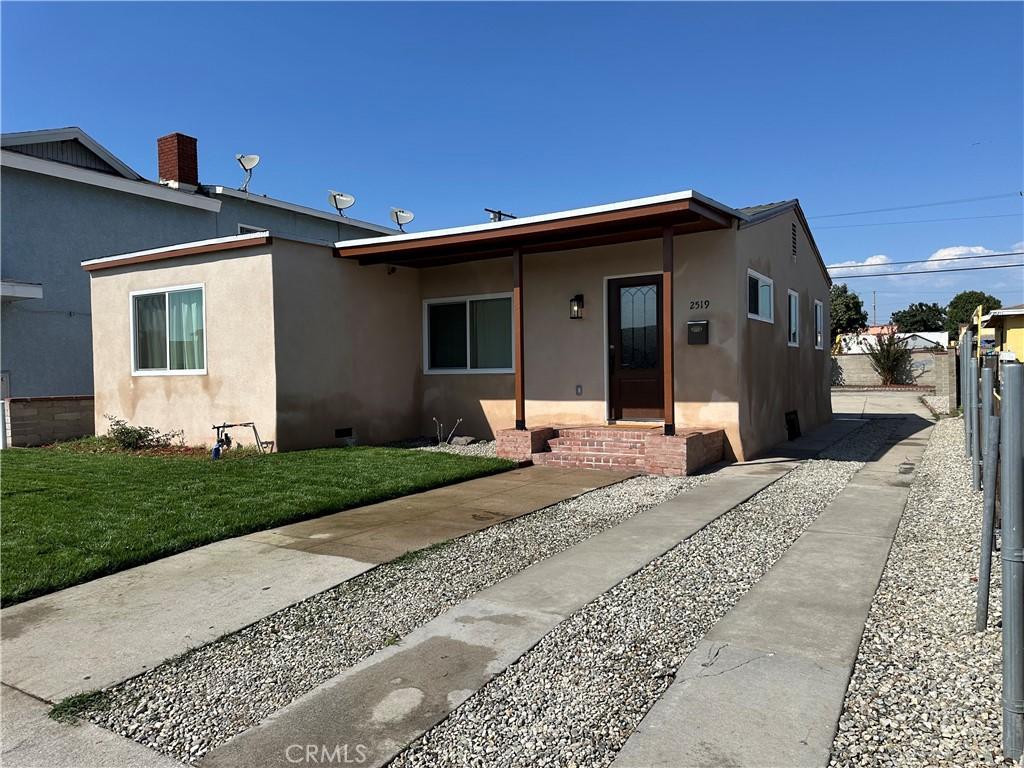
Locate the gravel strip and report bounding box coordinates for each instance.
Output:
[923,394,952,415]
[84,472,706,762]
[830,416,1004,767]
[390,419,894,768]
[416,440,498,458]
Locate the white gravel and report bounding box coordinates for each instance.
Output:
[83,472,705,763]
[830,416,1005,767]
[923,394,952,415]
[416,440,498,458]
[390,419,895,768]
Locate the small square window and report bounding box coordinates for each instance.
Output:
[132,286,206,375]
[747,270,773,323]
[425,294,514,373]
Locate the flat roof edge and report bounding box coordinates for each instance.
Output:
[82,232,272,272]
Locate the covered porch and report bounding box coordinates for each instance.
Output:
[334,191,741,474]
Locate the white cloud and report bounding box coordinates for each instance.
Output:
[827,254,893,278]
[918,245,999,272]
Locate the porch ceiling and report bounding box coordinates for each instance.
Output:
[333,197,736,268]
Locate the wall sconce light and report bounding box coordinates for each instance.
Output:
[570,294,584,319]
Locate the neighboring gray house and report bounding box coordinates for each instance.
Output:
[1,127,394,400]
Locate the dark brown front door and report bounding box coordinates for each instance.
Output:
[608,275,664,420]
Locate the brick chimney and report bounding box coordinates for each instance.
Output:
[157,132,199,189]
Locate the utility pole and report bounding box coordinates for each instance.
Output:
[872,290,877,327]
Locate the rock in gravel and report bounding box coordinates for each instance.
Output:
[390,419,895,768]
[829,416,1005,768]
[83,470,705,764]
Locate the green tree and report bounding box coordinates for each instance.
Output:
[945,290,1002,334]
[891,302,947,333]
[830,283,869,336]
[866,332,913,385]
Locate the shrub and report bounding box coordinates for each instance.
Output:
[104,415,182,451]
[866,332,912,385]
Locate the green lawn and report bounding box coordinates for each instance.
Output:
[1,446,513,606]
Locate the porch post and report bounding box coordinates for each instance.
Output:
[662,227,675,436]
[513,247,526,430]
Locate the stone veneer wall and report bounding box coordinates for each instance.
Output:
[3,396,95,447]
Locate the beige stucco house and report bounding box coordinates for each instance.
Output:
[84,190,832,473]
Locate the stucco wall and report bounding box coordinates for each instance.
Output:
[270,240,421,450]
[417,230,743,456]
[736,211,832,459]
[89,246,278,448]
[0,166,388,400]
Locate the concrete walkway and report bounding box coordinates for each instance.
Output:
[198,422,869,768]
[1,466,626,705]
[612,405,932,767]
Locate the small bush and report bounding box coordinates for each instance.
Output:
[104,415,182,451]
[866,332,912,385]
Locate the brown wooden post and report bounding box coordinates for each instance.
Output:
[662,228,675,436]
[513,247,526,430]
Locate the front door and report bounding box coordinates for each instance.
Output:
[608,275,664,420]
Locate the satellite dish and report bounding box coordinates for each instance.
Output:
[328,190,356,216]
[235,154,260,192]
[390,207,415,232]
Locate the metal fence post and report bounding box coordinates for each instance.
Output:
[1001,360,1024,759]
[965,331,974,457]
[977,366,1000,631]
[971,358,981,491]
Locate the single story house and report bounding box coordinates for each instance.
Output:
[83,190,832,473]
[982,305,1024,362]
[837,330,948,354]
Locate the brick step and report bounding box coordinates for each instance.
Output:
[547,437,646,451]
[533,451,644,468]
[556,428,660,441]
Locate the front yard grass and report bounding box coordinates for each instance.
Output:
[1,446,513,606]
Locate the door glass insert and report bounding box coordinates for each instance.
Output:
[619,285,658,369]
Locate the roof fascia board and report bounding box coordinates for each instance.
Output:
[82,232,271,272]
[0,280,44,300]
[2,150,221,212]
[209,186,398,235]
[1,127,143,180]
[334,189,746,250]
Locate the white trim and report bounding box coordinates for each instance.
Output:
[209,186,397,236]
[746,268,774,324]
[787,289,800,347]
[603,270,661,421]
[1,126,143,180]
[129,283,208,376]
[1,150,222,212]
[334,189,747,249]
[237,223,266,235]
[422,292,514,375]
[814,299,825,349]
[82,231,269,268]
[1,280,44,300]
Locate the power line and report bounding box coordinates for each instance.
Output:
[827,250,1024,271]
[808,192,1022,219]
[816,212,1023,229]
[837,262,1024,279]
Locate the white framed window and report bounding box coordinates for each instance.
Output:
[747,269,774,323]
[814,299,824,349]
[130,284,207,376]
[423,293,514,374]
[787,290,800,347]
[237,223,266,235]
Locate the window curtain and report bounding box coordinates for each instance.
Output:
[168,289,205,370]
[134,294,167,369]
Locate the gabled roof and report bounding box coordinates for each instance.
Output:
[1,127,143,180]
[738,200,798,220]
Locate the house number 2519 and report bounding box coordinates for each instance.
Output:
[689,299,710,310]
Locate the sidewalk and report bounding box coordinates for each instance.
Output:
[1,466,628,704]
[612,410,932,767]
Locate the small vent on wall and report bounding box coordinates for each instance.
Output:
[785,410,801,441]
[335,427,353,439]
[791,222,798,262]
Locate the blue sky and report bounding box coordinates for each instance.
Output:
[2,1,1021,322]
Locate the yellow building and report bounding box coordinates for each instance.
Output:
[982,305,1024,362]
